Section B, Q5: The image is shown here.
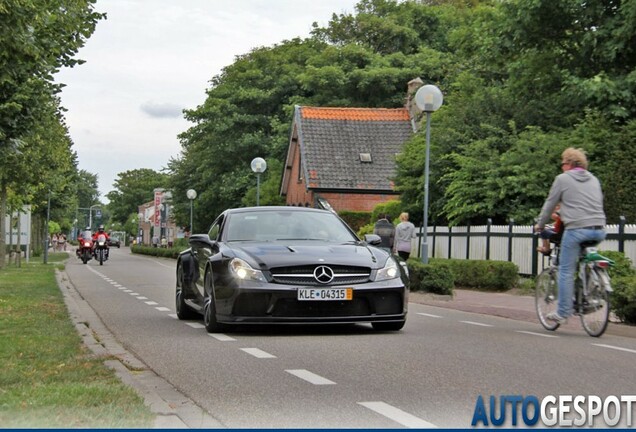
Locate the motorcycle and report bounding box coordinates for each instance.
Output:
[94,234,109,266]
[78,237,94,265]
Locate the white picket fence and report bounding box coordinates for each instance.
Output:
[411,223,636,276]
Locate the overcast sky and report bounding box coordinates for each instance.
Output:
[55,0,359,202]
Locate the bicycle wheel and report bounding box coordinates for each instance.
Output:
[580,269,610,337]
[536,269,560,331]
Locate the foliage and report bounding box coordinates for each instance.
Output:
[338,210,372,233]
[406,259,454,295]
[611,276,636,325]
[130,245,181,259]
[432,258,519,291]
[106,169,169,226]
[370,200,403,223]
[598,250,636,279]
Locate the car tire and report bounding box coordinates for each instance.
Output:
[372,320,405,331]
[203,268,229,333]
[175,261,197,320]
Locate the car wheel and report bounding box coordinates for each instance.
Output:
[203,268,229,333]
[372,320,406,331]
[175,261,197,320]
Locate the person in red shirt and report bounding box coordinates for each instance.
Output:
[92,225,110,260]
[537,205,563,255]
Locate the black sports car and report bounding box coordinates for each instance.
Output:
[175,206,409,332]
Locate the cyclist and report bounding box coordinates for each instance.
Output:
[534,147,606,324]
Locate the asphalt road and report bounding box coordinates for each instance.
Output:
[64,248,636,428]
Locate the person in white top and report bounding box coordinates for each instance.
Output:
[394,212,415,260]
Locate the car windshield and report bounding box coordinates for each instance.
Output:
[224,210,357,243]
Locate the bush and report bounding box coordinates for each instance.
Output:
[131,245,180,259]
[598,250,636,279]
[432,258,519,291]
[406,259,454,295]
[371,200,402,223]
[611,275,636,324]
[338,211,372,233]
[357,223,375,238]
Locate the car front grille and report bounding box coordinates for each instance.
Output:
[270,264,371,286]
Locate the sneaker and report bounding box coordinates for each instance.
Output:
[546,312,567,324]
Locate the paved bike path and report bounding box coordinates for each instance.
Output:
[409,289,636,338]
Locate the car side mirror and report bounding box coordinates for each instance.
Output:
[189,234,214,247]
[363,234,382,245]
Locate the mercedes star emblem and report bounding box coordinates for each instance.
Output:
[313,265,334,284]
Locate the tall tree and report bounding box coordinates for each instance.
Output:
[0,0,103,267]
[106,169,169,225]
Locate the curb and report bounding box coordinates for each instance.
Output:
[55,269,223,428]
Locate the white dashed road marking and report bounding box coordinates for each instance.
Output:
[208,333,236,342]
[417,313,443,318]
[358,401,437,428]
[155,307,171,312]
[145,301,159,306]
[285,369,335,385]
[186,323,206,329]
[460,321,493,327]
[168,314,178,319]
[241,348,276,359]
[516,330,559,338]
[592,343,636,354]
[136,296,148,300]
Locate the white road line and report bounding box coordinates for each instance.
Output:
[208,333,237,342]
[516,331,559,338]
[358,402,437,428]
[417,313,443,318]
[123,289,133,293]
[118,287,127,290]
[186,322,205,329]
[241,348,276,359]
[460,321,493,327]
[109,281,118,285]
[145,301,159,306]
[155,307,171,312]
[592,343,636,354]
[136,296,148,300]
[285,369,335,385]
[113,284,123,288]
[129,292,140,296]
[150,259,174,269]
[168,314,178,319]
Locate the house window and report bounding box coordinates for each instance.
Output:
[359,153,372,163]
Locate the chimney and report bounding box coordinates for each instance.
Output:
[406,77,424,132]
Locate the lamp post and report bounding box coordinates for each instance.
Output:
[414,84,443,264]
[186,189,197,234]
[250,157,267,206]
[88,204,101,230]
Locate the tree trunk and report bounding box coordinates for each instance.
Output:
[0,183,7,270]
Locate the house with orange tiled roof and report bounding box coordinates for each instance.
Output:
[280,95,419,212]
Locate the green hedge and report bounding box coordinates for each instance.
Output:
[338,211,372,233]
[431,258,519,291]
[612,275,636,325]
[406,259,454,295]
[131,245,181,259]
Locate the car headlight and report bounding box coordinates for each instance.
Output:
[229,258,266,282]
[375,257,400,281]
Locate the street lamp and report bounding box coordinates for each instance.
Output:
[88,204,101,230]
[186,189,197,234]
[414,84,443,264]
[250,157,267,206]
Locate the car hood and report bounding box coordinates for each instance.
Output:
[228,241,388,269]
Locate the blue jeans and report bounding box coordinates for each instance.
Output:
[557,228,606,317]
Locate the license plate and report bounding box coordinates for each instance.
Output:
[297,288,352,301]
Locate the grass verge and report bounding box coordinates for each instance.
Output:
[0,253,154,427]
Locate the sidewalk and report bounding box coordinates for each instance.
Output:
[409,289,636,339]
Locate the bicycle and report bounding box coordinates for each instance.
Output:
[535,239,614,337]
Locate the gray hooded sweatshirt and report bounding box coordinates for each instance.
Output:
[538,169,606,230]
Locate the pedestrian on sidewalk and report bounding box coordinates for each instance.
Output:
[373,213,395,253]
[394,212,415,260]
